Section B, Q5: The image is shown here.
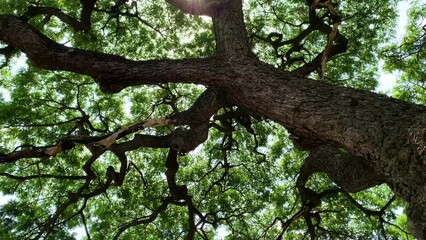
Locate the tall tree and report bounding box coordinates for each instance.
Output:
[0,0,425,239]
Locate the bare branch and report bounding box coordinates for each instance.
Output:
[113,197,172,240]
[93,118,172,149]
[0,172,87,181]
[80,212,92,240]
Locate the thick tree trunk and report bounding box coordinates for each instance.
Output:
[1,0,425,238]
[222,59,426,238]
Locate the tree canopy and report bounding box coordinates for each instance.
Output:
[0,0,425,239]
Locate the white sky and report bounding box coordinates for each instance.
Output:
[0,194,14,205]
[376,1,410,93]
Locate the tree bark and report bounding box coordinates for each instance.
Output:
[1,0,426,238]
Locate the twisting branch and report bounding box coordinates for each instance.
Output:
[113,197,172,240]
[93,118,172,149]
[343,192,396,218]
[253,0,348,75]
[292,4,347,76]
[0,15,224,92]
[165,148,187,200]
[0,117,173,163]
[314,0,341,81]
[0,141,76,163]
[106,151,129,186]
[164,147,206,239]
[170,87,226,126]
[22,0,97,31]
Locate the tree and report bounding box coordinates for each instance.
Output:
[0,0,425,239]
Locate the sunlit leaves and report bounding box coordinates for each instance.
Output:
[0,0,415,239]
[382,1,426,104]
[245,0,399,90]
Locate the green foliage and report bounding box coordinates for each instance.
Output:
[245,0,399,90]
[382,1,426,104]
[0,0,416,239]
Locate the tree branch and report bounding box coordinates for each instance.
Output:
[291,8,348,76]
[113,197,172,240]
[212,0,252,56]
[170,87,226,126]
[298,144,386,193]
[0,15,223,92]
[22,0,97,31]
[0,45,16,69]
[0,172,87,181]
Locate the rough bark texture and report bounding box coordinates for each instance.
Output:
[298,144,386,193]
[1,0,426,238]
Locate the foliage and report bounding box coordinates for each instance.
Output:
[0,0,422,239]
[382,0,426,103]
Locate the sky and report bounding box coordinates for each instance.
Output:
[376,1,410,93]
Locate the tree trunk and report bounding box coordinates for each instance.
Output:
[222,59,426,238]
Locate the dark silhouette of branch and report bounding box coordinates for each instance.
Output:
[0,45,16,69]
[80,211,91,240]
[113,197,172,240]
[0,172,86,181]
[253,1,348,75]
[22,0,97,31]
[93,7,163,36]
[343,192,396,218]
[130,161,149,188]
[292,8,347,76]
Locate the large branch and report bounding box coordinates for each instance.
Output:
[170,87,226,126]
[224,63,426,237]
[0,86,224,164]
[0,15,223,93]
